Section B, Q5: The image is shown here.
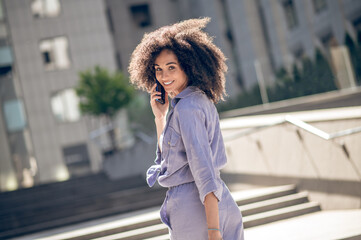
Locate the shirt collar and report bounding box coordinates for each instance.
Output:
[171,86,201,108]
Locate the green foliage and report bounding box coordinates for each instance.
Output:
[345,32,361,84]
[126,92,156,134]
[217,48,337,113]
[268,50,336,102]
[75,66,135,118]
[216,84,262,112]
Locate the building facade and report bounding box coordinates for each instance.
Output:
[0,0,117,191]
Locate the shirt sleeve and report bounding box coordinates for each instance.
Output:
[146,144,162,187]
[177,107,222,204]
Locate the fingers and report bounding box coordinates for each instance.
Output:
[150,84,162,103]
[150,84,157,93]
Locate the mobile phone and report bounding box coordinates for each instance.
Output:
[155,80,165,104]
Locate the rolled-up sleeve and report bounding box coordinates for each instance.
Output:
[177,107,222,204]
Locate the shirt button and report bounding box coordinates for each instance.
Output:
[168,141,170,145]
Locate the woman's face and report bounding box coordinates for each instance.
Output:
[154,49,188,97]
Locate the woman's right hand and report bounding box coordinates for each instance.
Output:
[150,83,169,120]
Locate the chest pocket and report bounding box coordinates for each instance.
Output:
[163,127,181,165]
[168,130,180,147]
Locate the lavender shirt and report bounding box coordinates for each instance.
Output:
[146,86,227,204]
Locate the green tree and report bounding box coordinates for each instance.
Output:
[75,66,135,153]
[345,32,361,84]
[300,57,317,95]
[314,49,336,92]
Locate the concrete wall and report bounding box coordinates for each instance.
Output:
[221,106,361,210]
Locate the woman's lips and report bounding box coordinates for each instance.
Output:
[164,80,175,86]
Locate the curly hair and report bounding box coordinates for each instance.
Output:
[128,17,227,103]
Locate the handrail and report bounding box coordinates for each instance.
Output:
[223,115,361,142]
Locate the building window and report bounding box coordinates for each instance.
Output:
[62,143,91,177]
[51,89,80,123]
[31,0,61,18]
[39,36,70,71]
[3,99,27,132]
[312,0,327,13]
[63,144,90,166]
[282,0,298,30]
[129,4,152,28]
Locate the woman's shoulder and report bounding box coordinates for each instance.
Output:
[174,89,215,121]
[176,88,209,110]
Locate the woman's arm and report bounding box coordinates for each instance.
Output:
[204,192,222,240]
[155,117,166,143]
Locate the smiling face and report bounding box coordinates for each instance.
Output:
[154,49,188,97]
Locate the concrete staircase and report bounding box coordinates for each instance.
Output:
[28,185,321,240]
[0,173,167,239]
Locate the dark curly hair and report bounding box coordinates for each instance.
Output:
[128,17,227,103]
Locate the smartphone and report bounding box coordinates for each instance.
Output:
[155,80,165,104]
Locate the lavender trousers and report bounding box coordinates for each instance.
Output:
[160,180,244,240]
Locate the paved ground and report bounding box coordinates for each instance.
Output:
[245,210,361,240]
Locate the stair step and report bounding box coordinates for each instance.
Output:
[15,185,322,240]
[240,191,309,216]
[143,234,170,240]
[92,224,168,240]
[34,208,162,240]
[72,202,320,240]
[0,197,164,240]
[232,185,297,206]
[243,201,321,228]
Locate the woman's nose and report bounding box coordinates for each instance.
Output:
[160,71,169,80]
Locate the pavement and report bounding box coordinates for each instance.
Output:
[244,209,361,240]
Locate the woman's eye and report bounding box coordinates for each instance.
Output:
[169,66,175,70]
[155,68,162,72]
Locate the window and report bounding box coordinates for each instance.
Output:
[312,0,327,13]
[3,99,27,132]
[282,0,298,30]
[39,36,70,70]
[62,144,90,166]
[51,89,80,123]
[129,4,152,28]
[31,0,60,18]
[0,1,4,20]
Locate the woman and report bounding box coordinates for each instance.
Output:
[128,18,244,240]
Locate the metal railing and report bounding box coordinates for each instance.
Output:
[223,115,361,142]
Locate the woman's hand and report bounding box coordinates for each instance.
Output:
[208,230,223,240]
[150,83,169,120]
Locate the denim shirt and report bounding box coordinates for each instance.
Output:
[146,86,227,204]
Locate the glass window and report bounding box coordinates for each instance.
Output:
[129,4,152,28]
[282,0,298,30]
[0,1,4,20]
[51,89,80,123]
[312,0,327,13]
[62,144,90,166]
[39,36,70,70]
[31,0,61,18]
[3,99,27,132]
[0,23,8,38]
